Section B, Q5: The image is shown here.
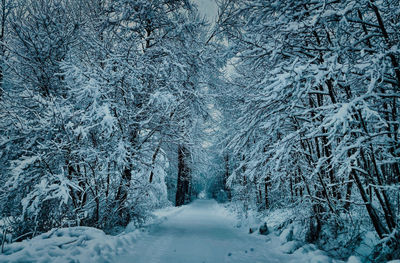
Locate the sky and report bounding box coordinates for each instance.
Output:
[193,0,218,22]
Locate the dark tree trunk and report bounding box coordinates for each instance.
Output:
[149,140,162,183]
[264,178,269,209]
[114,166,132,225]
[224,153,231,200]
[175,145,191,206]
[351,170,388,238]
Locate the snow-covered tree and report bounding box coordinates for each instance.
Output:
[216,0,400,259]
[0,0,217,240]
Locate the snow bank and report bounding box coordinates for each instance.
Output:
[264,208,295,230]
[290,243,340,263]
[255,207,390,262]
[248,209,343,263]
[0,227,140,263]
[0,205,184,263]
[225,204,342,262]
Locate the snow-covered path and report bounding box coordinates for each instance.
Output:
[116,199,305,263]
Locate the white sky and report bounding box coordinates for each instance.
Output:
[193,0,218,22]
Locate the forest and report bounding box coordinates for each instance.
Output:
[0,0,399,262]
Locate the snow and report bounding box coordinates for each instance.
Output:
[354,231,379,260]
[346,256,362,263]
[1,227,140,263]
[8,156,39,188]
[1,200,348,263]
[193,0,219,23]
[116,199,341,263]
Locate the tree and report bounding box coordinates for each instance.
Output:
[0,0,216,240]
[216,0,400,259]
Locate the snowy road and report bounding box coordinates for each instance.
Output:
[115,199,309,263]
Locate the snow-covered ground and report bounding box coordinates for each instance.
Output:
[0,199,368,263]
[116,199,340,263]
[0,226,141,263]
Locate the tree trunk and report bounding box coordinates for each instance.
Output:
[224,153,231,200]
[175,144,191,206]
[264,178,269,209]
